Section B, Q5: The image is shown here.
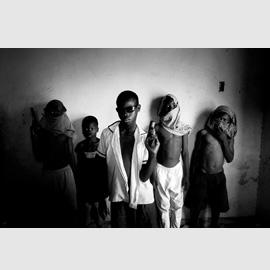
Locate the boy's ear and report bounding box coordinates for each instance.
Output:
[137,104,141,111]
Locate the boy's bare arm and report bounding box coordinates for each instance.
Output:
[216,127,234,163]
[139,136,160,182]
[181,134,189,189]
[190,130,204,179]
[221,136,234,163]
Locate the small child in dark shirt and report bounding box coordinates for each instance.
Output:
[75,116,107,227]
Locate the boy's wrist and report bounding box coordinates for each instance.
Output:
[148,152,157,160]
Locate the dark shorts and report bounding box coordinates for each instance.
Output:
[185,171,229,213]
[111,201,159,228]
[76,175,106,204]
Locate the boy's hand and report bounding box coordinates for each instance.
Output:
[182,176,189,191]
[99,198,110,219]
[216,126,228,142]
[30,124,40,136]
[145,135,160,156]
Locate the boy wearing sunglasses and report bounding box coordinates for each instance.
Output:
[97,90,160,227]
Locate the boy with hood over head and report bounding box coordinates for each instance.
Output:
[155,94,191,228]
[31,99,77,227]
[185,105,237,227]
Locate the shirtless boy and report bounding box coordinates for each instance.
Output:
[185,105,237,227]
[155,94,191,228]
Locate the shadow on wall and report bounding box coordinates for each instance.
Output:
[149,96,163,123]
[72,117,85,146]
[0,103,47,227]
[0,106,8,224]
[0,101,70,227]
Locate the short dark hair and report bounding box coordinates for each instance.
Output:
[82,116,98,128]
[116,90,139,107]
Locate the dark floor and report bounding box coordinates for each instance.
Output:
[182,217,266,228]
[1,214,268,228]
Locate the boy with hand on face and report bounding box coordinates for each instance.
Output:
[154,94,191,228]
[75,116,108,227]
[185,105,237,227]
[97,90,160,228]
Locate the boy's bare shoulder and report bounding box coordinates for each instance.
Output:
[197,129,208,138]
[198,129,215,143]
[155,123,166,135]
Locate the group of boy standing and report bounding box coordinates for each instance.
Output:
[31,90,237,228]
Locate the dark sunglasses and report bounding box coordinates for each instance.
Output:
[116,105,137,114]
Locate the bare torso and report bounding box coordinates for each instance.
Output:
[200,129,224,174]
[119,129,135,184]
[156,125,182,168]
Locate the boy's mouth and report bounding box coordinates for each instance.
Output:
[84,133,94,137]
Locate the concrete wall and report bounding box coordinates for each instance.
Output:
[0,48,263,223]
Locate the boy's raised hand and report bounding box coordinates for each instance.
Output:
[145,135,160,156]
[215,126,228,142]
[182,175,189,191]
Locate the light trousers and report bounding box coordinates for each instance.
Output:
[155,161,183,228]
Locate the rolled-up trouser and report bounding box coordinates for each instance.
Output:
[155,161,183,228]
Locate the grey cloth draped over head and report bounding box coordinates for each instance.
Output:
[39,100,75,138]
[206,105,237,138]
[158,94,191,136]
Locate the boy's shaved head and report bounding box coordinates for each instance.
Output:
[116,90,139,107]
[82,115,98,128]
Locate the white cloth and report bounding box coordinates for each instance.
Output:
[97,121,154,209]
[39,113,75,138]
[158,94,191,136]
[155,161,184,228]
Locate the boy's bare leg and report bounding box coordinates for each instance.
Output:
[93,202,103,227]
[190,207,201,228]
[210,206,220,228]
[84,202,92,227]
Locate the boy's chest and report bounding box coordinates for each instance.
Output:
[203,134,223,156]
[120,135,135,158]
[158,126,182,148]
[79,141,99,159]
[82,141,98,152]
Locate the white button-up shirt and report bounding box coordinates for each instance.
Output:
[97,121,154,208]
